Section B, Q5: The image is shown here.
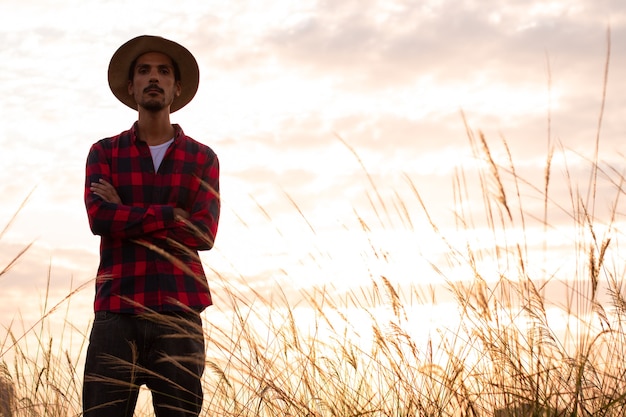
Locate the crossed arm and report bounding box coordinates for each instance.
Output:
[91,178,190,220]
[85,143,220,250]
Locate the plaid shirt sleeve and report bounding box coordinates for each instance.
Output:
[85,141,177,239]
[149,143,220,251]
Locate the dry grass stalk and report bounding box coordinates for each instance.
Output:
[3,33,626,415]
[0,364,15,417]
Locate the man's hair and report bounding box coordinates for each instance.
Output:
[128,54,182,82]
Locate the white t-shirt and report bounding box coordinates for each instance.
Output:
[149,138,174,171]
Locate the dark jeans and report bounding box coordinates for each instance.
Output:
[83,311,205,417]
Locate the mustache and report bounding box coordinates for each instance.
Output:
[143,84,164,94]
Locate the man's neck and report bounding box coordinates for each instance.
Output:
[136,109,175,146]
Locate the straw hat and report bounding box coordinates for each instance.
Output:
[108,35,199,113]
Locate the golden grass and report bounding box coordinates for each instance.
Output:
[2,36,626,415]
[3,141,626,417]
[5,126,626,416]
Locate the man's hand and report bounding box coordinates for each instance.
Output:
[91,179,122,204]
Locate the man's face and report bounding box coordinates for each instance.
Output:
[128,52,181,113]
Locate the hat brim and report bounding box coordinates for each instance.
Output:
[108,35,199,113]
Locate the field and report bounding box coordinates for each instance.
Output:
[2,113,626,416]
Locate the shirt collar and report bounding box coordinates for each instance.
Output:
[130,122,184,144]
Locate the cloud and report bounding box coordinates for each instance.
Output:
[1,0,626,328]
[178,0,626,168]
[257,0,622,87]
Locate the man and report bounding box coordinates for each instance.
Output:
[83,35,220,417]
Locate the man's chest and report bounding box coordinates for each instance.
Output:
[108,145,202,206]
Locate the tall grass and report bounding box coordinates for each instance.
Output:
[4,123,626,416]
[2,52,626,416]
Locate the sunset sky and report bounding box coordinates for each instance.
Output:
[1,0,626,337]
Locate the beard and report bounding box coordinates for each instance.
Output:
[139,97,167,112]
[136,84,173,112]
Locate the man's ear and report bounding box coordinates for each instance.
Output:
[127,80,133,96]
[175,81,182,97]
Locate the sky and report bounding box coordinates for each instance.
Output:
[1,0,626,344]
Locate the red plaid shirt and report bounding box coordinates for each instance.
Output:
[85,123,220,314]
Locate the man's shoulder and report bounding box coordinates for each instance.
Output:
[93,128,133,148]
[179,133,217,158]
